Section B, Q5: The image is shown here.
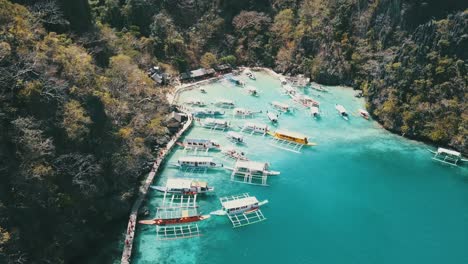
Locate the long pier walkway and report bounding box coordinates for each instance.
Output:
[120,111,193,264]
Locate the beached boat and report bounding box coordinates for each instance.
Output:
[335,104,349,120]
[186,99,206,107]
[139,213,211,226]
[226,131,244,144]
[176,156,223,168]
[239,122,269,135]
[233,107,261,117]
[245,70,256,80]
[247,86,259,96]
[200,118,229,130]
[221,148,248,161]
[358,109,370,120]
[428,148,467,166]
[310,106,320,118]
[267,111,278,123]
[211,194,268,216]
[270,101,291,113]
[215,99,235,108]
[268,129,316,146]
[150,178,214,195]
[293,94,320,107]
[177,138,221,150]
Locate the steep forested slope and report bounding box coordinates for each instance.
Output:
[0,0,467,263]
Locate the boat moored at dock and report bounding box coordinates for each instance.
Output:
[200,118,229,130]
[335,104,349,120]
[193,109,225,117]
[268,129,316,146]
[177,138,221,151]
[211,193,268,228]
[226,131,244,144]
[176,156,224,168]
[151,178,214,195]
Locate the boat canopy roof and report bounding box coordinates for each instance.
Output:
[336,104,346,113]
[437,147,461,157]
[166,178,194,189]
[272,101,289,108]
[222,196,259,209]
[179,156,214,163]
[274,129,307,140]
[205,118,227,124]
[235,160,268,171]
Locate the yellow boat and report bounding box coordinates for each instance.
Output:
[268,129,317,146]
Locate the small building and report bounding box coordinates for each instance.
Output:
[214,64,232,74]
[148,66,169,85]
[180,72,191,83]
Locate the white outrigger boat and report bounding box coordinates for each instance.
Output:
[211,193,268,228]
[177,138,221,151]
[175,156,223,169]
[310,106,320,118]
[227,160,280,185]
[293,94,320,107]
[150,178,214,195]
[283,85,297,97]
[221,147,248,161]
[247,86,259,96]
[244,69,256,80]
[428,147,467,166]
[186,99,206,107]
[226,131,244,144]
[233,107,261,118]
[215,99,235,108]
[239,122,269,136]
[193,109,225,117]
[266,111,278,123]
[335,104,349,120]
[358,109,370,120]
[270,101,291,113]
[200,118,229,130]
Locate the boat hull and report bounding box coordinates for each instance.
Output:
[139,215,211,226]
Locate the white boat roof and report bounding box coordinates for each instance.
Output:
[179,156,214,163]
[166,179,207,188]
[275,129,308,139]
[267,112,278,118]
[227,131,243,139]
[272,101,289,108]
[437,147,461,157]
[336,104,346,112]
[247,86,257,91]
[310,107,319,113]
[205,118,227,124]
[235,160,268,171]
[244,122,268,129]
[222,196,259,209]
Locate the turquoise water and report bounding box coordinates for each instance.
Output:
[132,71,468,264]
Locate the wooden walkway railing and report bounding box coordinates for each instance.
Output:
[120,112,193,264]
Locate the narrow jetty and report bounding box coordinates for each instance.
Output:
[121,105,193,263]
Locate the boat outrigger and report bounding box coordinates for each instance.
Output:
[177,138,221,151]
[239,122,269,136]
[226,131,244,144]
[175,156,223,168]
[335,104,349,120]
[358,109,370,120]
[310,106,320,118]
[215,99,235,108]
[200,118,229,130]
[270,101,291,113]
[211,193,268,228]
[151,178,214,195]
[428,147,467,166]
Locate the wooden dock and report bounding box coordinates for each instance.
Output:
[120,113,193,264]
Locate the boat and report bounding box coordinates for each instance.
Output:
[358,109,370,120]
[177,138,221,150]
[293,94,320,107]
[335,104,349,120]
[139,213,211,226]
[310,83,328,92]
[279,77,288,86]
[226,131,244,144]
[267,111,278,123]
[211,195,268,216]
[200,118,229,130]
[233,107,261,117]
[247,86,258,96]
[428,147,467,166]
[270,101,291,113]
[268,129,316,146]
[283,84,297,97]
[221,148,248,161]
[150,178,214,195]
[199,87,206,93]
[186,99,206,107]
[227,76,245,86]
[310,106,320,118]
[239,122,269,135]
[245,70,256,80]
[215,99,235,108]
[193,109,225,117]
[176,156,223,168]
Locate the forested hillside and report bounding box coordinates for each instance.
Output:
[0,0,466,263]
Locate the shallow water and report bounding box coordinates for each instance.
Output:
[132,71,468,264]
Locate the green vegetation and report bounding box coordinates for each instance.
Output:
[0,0,466,263]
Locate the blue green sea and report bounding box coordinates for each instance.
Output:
[132,71,468,264]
